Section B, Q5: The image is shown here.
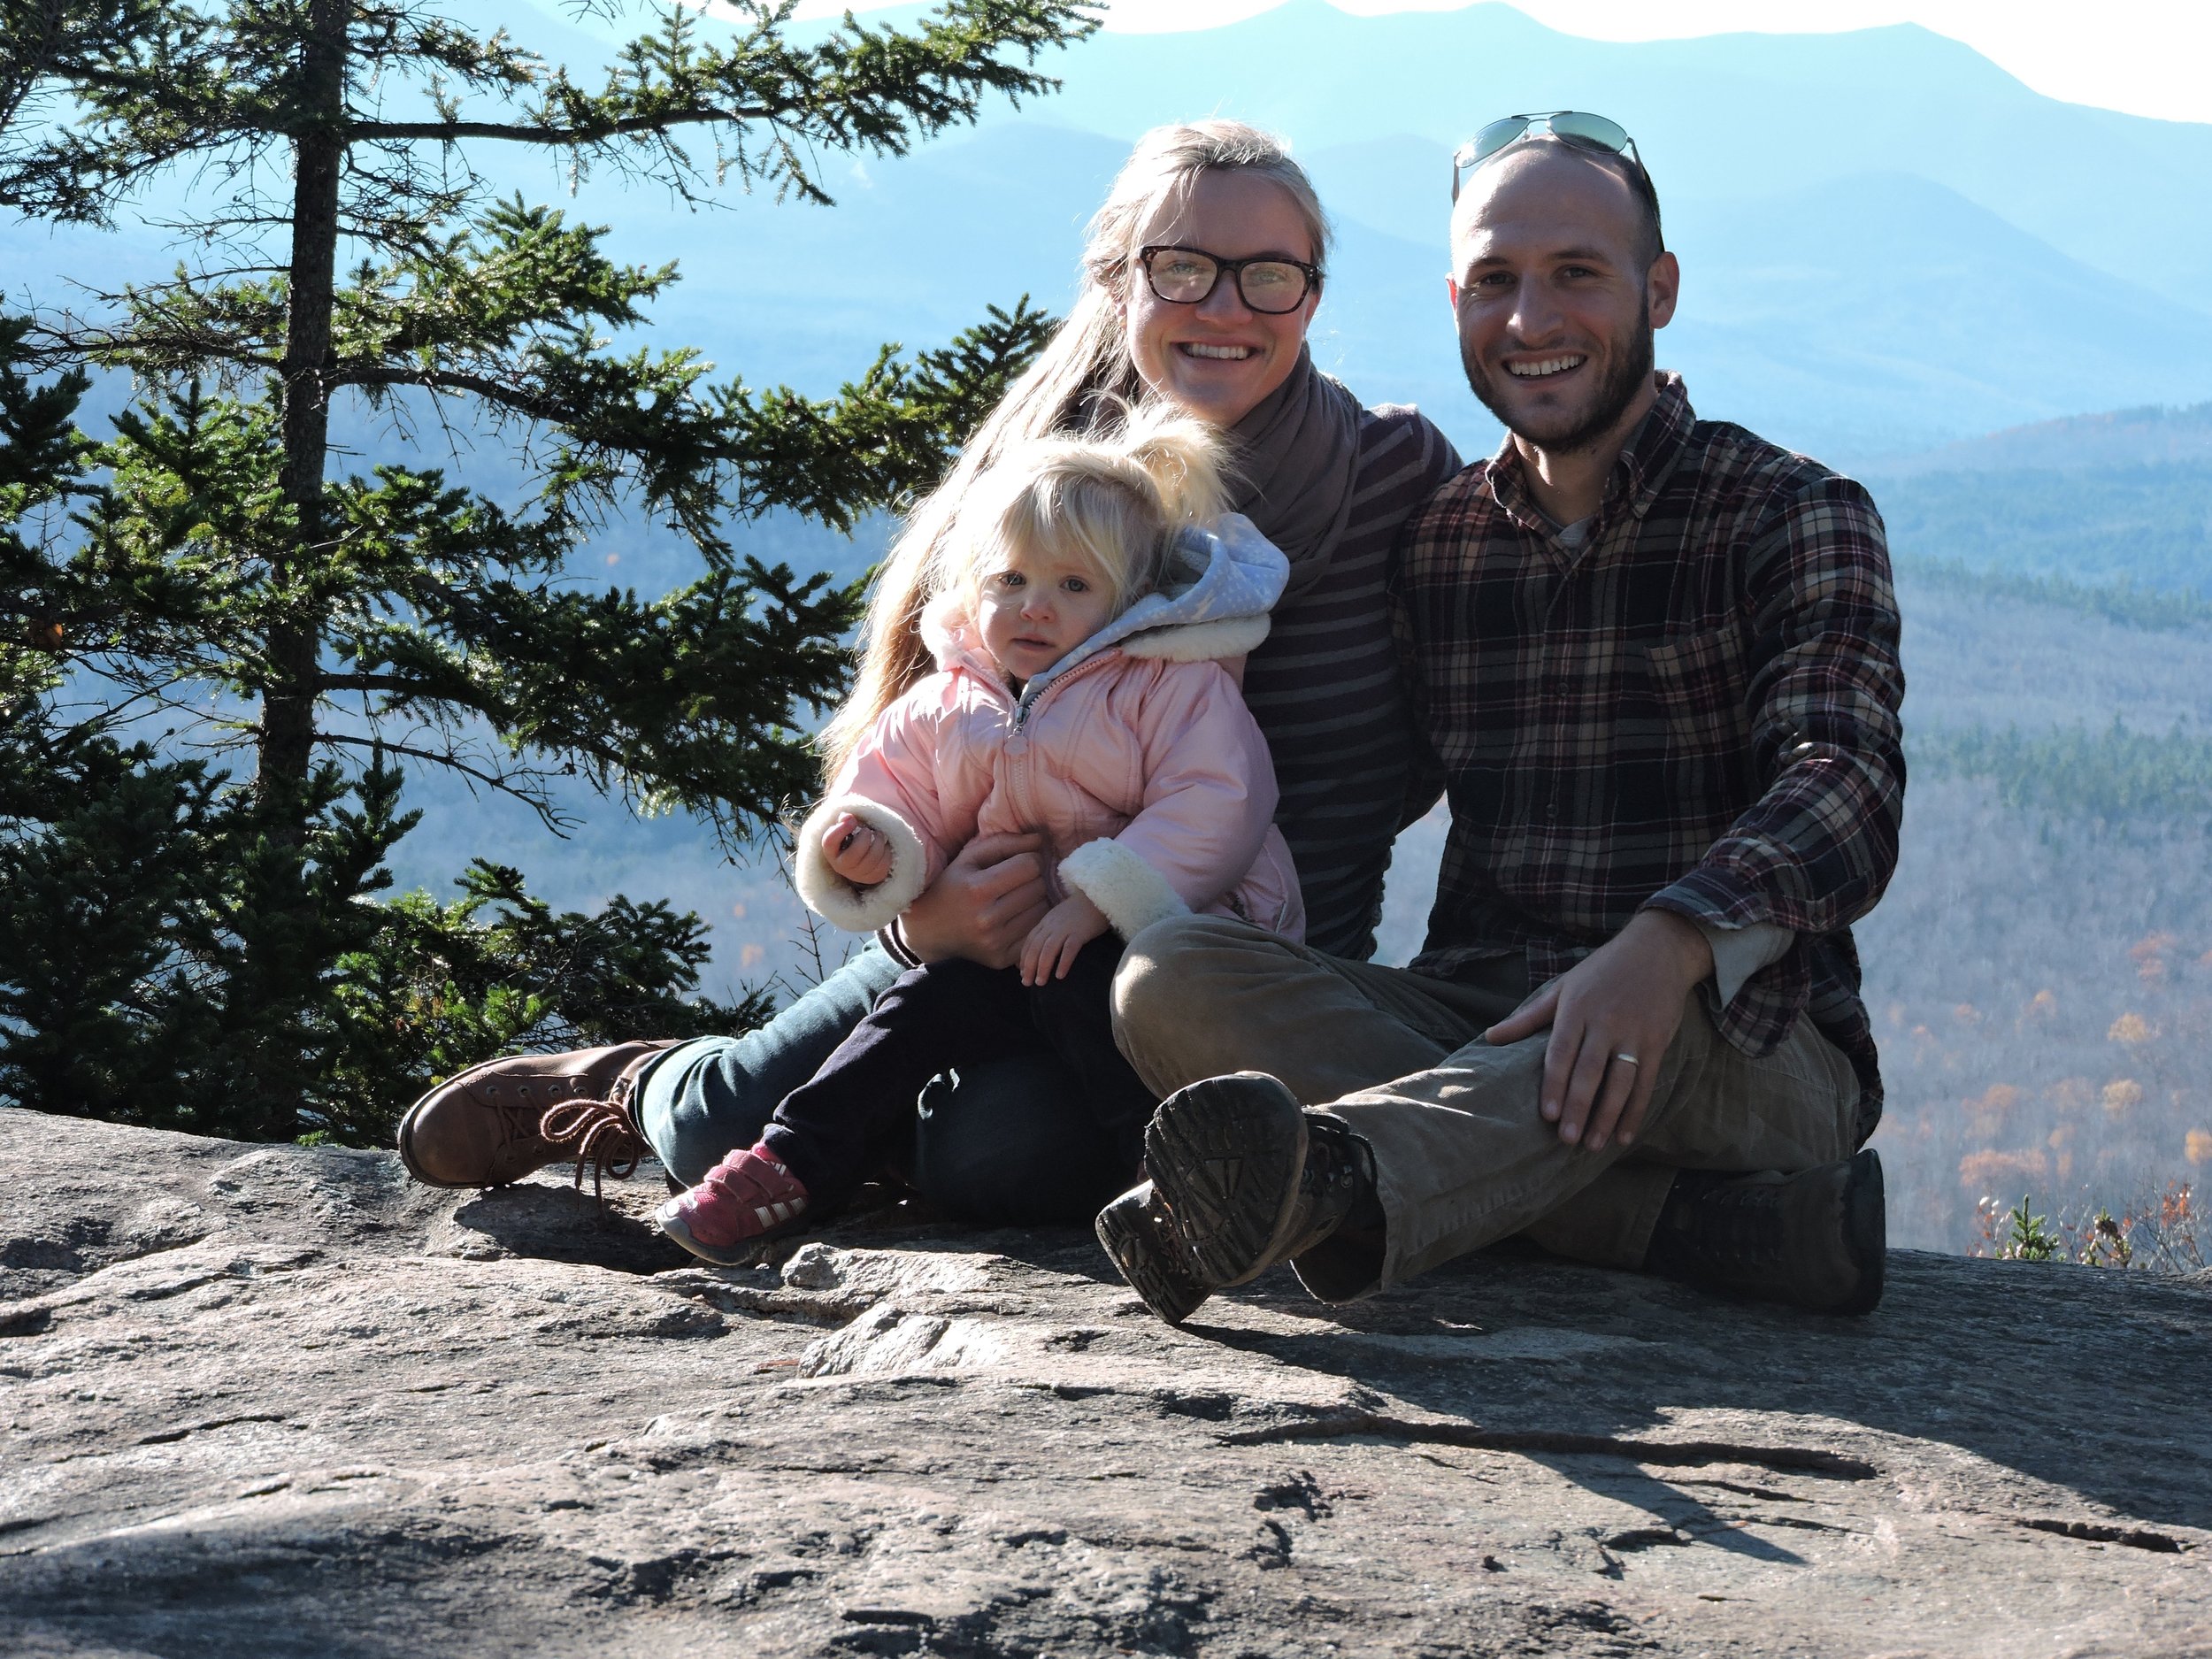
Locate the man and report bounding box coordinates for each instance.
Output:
[1095,112,1905,1325]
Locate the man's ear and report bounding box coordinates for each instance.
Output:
[1646,250,1681,330]
[1445,275,1460,310]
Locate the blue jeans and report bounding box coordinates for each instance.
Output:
[634,941,1136,1226]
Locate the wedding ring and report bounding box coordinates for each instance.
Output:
[1612,1052,1640,1066]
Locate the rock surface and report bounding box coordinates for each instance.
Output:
[3,1105,2208,1657]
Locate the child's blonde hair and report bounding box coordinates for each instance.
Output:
[822,408,1229,763]
[818,119,1325,782]
[958,407,1231,618]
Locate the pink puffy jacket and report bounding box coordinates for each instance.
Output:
[796,515,1304,945]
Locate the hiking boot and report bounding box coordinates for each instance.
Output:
[1141,1071,1380,1292]
[396,1040,681,1194]
[1644,1148,1886,1314]
[657,1141,812,1264]
[1094,1180,1211,1325]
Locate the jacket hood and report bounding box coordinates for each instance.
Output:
[921,512,1290,699]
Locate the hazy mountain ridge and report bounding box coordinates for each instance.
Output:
[1870,400,2212,475]
[17,3,2212,463]
[486,0,2212,457]
[765,0,2212,316]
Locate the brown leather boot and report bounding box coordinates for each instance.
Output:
[396,1041,683,1194]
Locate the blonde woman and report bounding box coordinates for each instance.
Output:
[399,119,1462,1223]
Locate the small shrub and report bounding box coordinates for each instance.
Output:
[1970,1181,2200,1272]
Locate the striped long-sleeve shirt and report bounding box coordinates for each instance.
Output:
[1241,403,1463,960]
[1390,377,1905,1136]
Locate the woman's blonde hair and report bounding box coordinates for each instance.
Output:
[957,407,1230,618]
[818,119,1329,779]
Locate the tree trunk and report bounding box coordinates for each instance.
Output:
[259,0,349,813]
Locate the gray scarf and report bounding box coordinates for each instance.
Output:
[1228,347,1364,602]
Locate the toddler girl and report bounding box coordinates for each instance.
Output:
[656,411,1302,1261]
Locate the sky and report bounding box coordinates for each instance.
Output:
[787,0,2212,127]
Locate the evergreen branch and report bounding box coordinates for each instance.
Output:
[0,0,1095,222]
[350,111,760,144]
[337,365,556,407]
[314,672,426,694]
[349,0,1098,196]
[316,727,569,826]
[327,296,1055,540]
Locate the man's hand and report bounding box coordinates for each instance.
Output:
[822,811,894,886]
[1018,893,1110,987]
[899,831,1051,971]
[1483,909,1715,1152]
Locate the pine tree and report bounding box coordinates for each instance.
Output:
[0,0,1093,1138]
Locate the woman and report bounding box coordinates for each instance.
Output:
[396,119,1463,1222]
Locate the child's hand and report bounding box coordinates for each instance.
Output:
[1019,893,1110,987]
[823,811,894,886]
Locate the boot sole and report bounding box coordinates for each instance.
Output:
[1095,1188,1210,1325]
[1832,1148,1886,1316]
[1145,1073,1308,1289]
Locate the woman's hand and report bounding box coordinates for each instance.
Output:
[822,811,894,886]
[899,831,1051,970]
[1018,893,1110,987]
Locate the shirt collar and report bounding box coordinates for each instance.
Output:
[1483,373,1695,538]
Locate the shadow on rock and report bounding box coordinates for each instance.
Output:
[444,1182,691,1275]
[1175,1246,2212,1537]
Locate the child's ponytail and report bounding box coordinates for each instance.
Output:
[1113,403,1233,531]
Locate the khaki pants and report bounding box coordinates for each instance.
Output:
[1111,916,1861,1301]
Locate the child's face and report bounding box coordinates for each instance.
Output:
[975,540,1120,682]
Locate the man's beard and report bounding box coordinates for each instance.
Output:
[1461,297,1655,456]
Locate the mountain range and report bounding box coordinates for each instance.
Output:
[1870,400,2212,475]
[12,1,2212,462]
[449,0,2212,463]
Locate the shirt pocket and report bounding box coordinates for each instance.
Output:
[1639,618,1751,759]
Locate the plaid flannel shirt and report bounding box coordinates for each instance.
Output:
[1391,375,1905,1133]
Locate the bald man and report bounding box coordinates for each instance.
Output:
[1097,116,1905,1325]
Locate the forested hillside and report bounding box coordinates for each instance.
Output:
[1878,463,2212,595]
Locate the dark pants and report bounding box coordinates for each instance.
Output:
[760,937,1154,1210]
[634,941,1135,1226]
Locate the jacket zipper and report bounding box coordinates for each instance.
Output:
[996,649,1125,853]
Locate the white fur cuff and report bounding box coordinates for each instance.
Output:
[1119,613,1271,663]
[1059,838,1191,941]
[794,795,928,933]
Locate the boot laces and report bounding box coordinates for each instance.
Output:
[539,1090,643,1204]
[1294,1118,1379,1245]
[1302,1126,1368,1205]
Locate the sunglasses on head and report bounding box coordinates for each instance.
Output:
[1450,111,1645,203]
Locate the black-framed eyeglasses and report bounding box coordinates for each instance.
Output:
[1136,244,1321,315]
[1450,111,1645,203]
